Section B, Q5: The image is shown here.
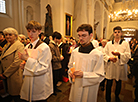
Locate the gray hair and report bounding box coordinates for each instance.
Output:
[3,27,19,40]
[101,39,107,43]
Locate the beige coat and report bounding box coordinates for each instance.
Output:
[0,40,24,95]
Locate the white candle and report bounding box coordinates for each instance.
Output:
[114,49,117,52]
[114,50,117,58]
[73,62,75,68]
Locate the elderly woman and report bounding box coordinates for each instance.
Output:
[0,27,24,102]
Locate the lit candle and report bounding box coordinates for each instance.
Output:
[73,62,75,68]
[114,49,117,52]
[114,49,117,58]
[70,62,75,83]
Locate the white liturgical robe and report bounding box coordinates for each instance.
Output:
[104,40,131,81]
[20,42,53,101]
[68,47,104,102]
[91,39,99,48]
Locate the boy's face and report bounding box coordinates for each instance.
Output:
[54,38,61,44]
[113,30,122,39]
[27,29,41,42]
[77,30,92,46]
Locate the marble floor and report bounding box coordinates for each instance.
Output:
[47,77,135,102]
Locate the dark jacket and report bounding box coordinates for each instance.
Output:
[59,42,70,69]
[43,37,50,45]
[132,48,138,77]
[49,41,62,70]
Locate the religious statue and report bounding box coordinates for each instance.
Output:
[103,27,106,38]
[94,21,99,39]
[44,4,53,37]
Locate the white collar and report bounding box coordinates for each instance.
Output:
[58,42,63,47]
[30,38,39,48]
[114,39,121,44]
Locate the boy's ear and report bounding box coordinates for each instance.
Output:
[90,33,93,38]
[38,30,41,35]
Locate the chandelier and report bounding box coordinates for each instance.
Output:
[109,9,138,22]
[109,0,138,22]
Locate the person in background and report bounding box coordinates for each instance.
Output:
[58,38,70,84]
[0,27,24,102]
[91,37,99,48]
[18,20,53,102]
[104,26,131,102]
[68,24,104,102]
[49,35,53,43]
[132,46,138,102]
[49,31,64,95]
[97,39,107,91]
[19,34,26,46]
[68,39,78,54]
[0,31,8,56]
[40,32,50,45]
[25,37,30,45]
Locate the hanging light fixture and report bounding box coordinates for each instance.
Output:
[109,0,138,22]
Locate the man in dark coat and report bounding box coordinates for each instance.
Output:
[40,33,50,45]
[132,46,138,102]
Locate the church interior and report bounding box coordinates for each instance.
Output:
[0,0,138,41]
[0,0,137,102]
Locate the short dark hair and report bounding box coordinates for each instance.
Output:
[77,24,93,35]
[52,31,62,39]
[26,20,42,30]
[0,31,4,37]
[113,26,122,32]
[70,37,74,40]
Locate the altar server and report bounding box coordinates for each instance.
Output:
[68,24,104,102]
[104,26,131,102]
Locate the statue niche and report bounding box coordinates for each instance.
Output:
[44,4,53,37]
[94,21,99,40]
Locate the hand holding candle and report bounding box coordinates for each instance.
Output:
[114,50,117,58]
[112,49,120,57]
[70,62,75,82]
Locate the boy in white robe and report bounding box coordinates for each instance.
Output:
[18,20,53,102]
[68,24,104,102]
[104,26,131,102]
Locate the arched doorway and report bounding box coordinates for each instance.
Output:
[103,11,108,39]
[94,1,101,40]
[26,6,33,24]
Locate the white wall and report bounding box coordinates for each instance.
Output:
[0,0,40,37]
[0,0,75,38]
[0,0,20,32]
[23,0,40,36]
[94,0,110,40]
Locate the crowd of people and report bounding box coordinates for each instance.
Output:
[0,20,137,102]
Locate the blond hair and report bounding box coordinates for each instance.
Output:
[3,27,19,40]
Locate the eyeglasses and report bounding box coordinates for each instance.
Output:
[5,33,14,36]
[114,31,121,33]
[78,34,87,38]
